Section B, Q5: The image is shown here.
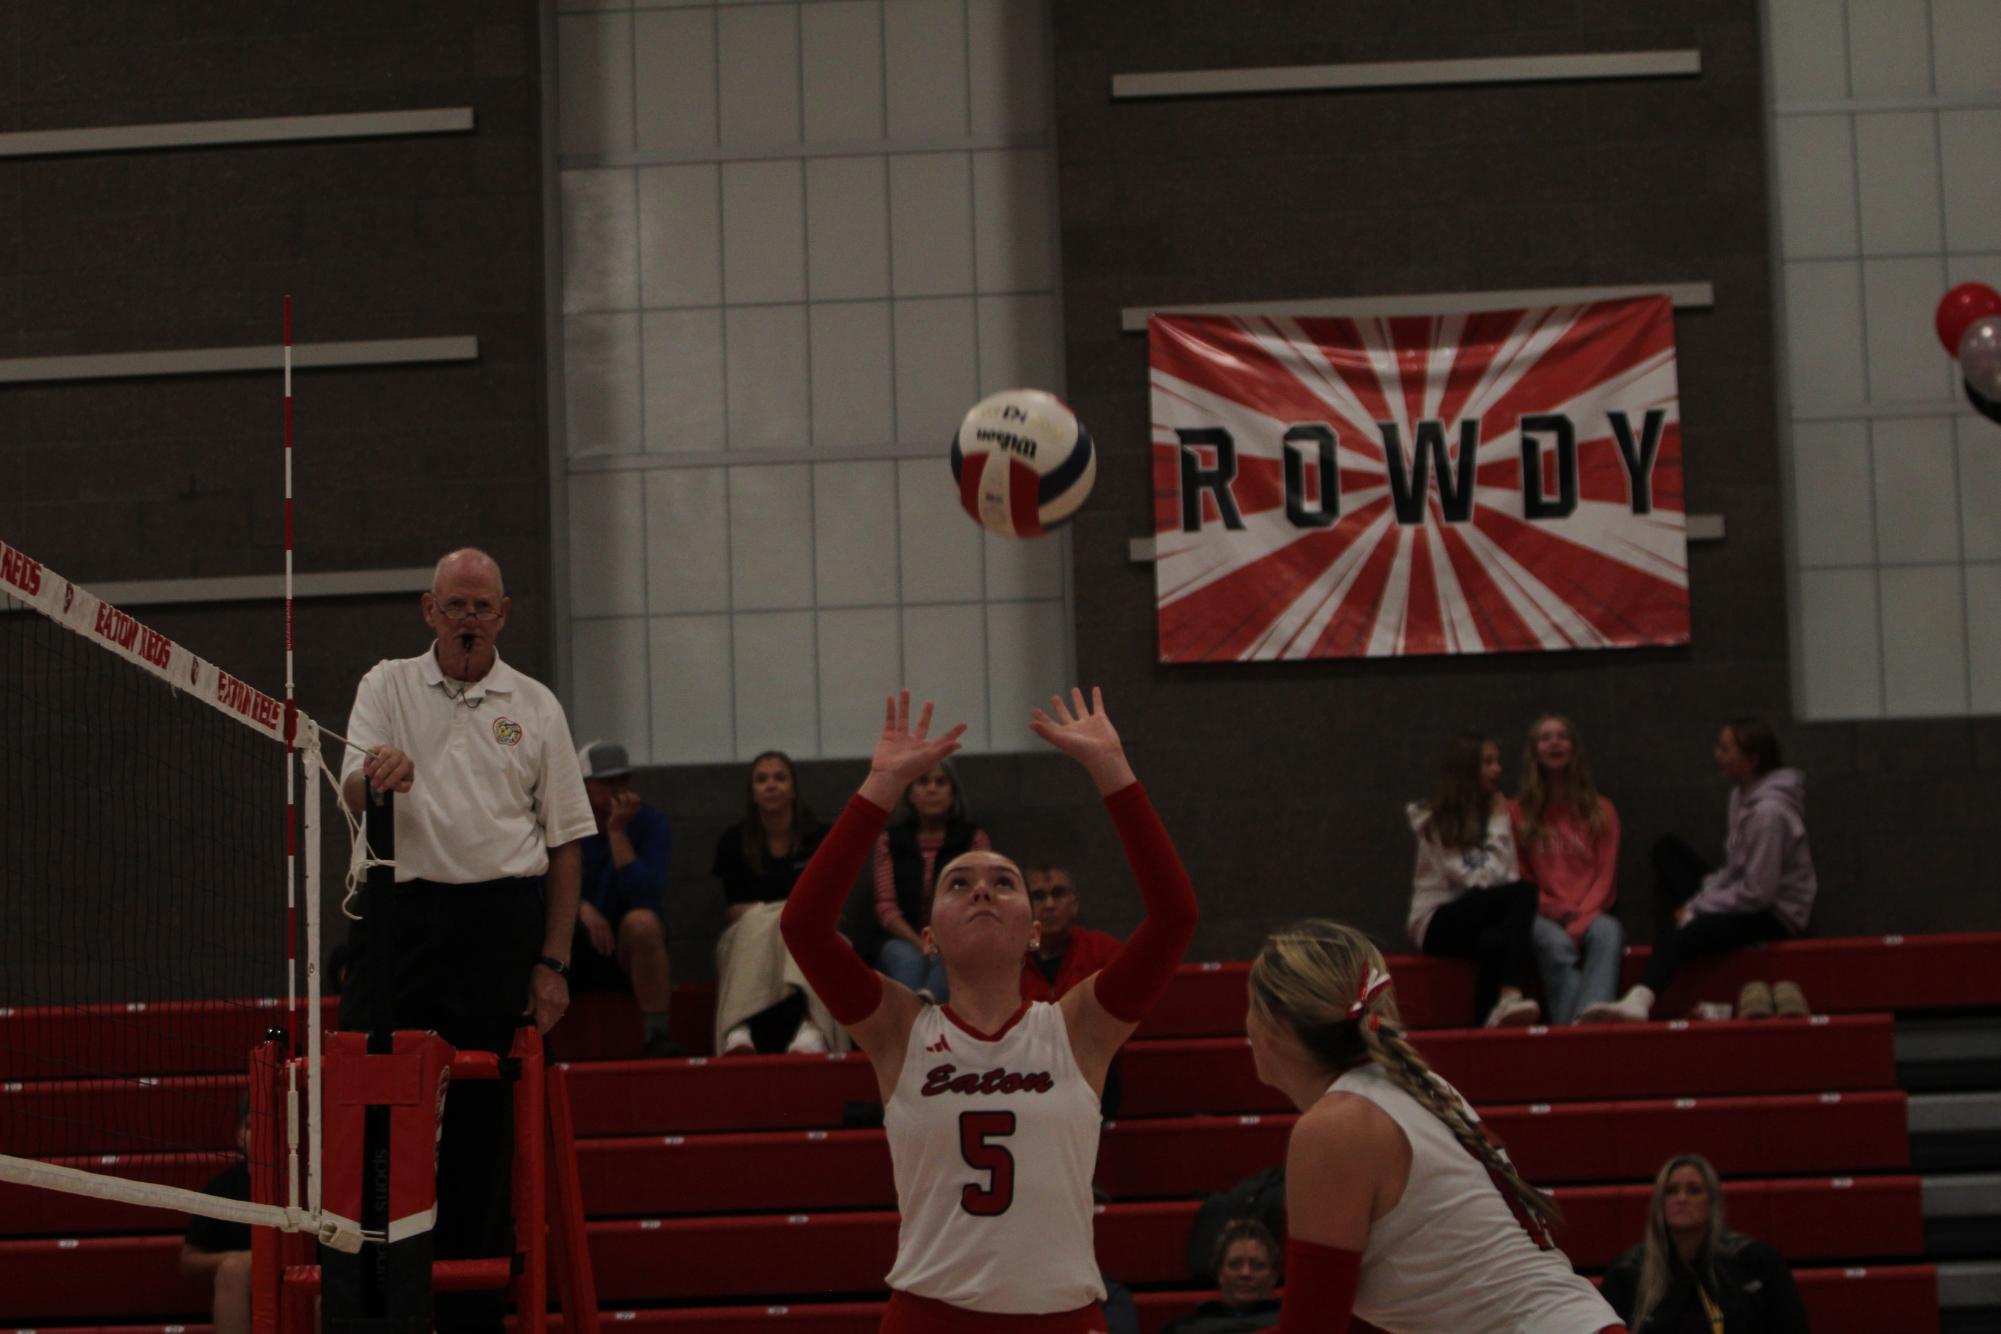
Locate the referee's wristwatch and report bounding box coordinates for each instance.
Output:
[536,955,571,978]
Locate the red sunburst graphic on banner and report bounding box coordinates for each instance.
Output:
[1149,298,1689,663]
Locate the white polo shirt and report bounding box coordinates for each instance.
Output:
[339,646,597,884]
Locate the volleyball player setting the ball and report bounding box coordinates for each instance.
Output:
[781,689,1197,1333]
[1247,920,1627,1333]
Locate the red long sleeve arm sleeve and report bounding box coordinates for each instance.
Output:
[779,795,888,1027]
[1274,1239,1361,1334]
[1091,782,1199,1024]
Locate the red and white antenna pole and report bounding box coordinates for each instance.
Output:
[283,296,299,1056]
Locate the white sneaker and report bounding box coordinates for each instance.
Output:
[721,1023,755,1055]
[1485,995,1541,1028]
[786,1022,829,1054]
[1580,989,1652,1024]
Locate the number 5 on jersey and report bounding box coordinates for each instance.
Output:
[958,1111,1017,1216]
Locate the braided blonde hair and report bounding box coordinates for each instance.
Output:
[1248,919,1562,1236]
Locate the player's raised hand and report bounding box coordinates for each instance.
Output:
[1030,687,1137,796]
[861,690,967,809]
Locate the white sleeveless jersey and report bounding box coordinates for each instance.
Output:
[1330,1064,1618,1334]
[884,1002,1105,1313]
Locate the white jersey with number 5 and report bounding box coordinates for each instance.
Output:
[1332,1063,1620,1333]
[884,1001,1105,1313]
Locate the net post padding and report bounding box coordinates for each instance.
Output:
[0,538,337,1242]
[281,1033,602,1330]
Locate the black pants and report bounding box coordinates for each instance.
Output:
[1644,837,1788,995]
[1421,880,1539,1023]
[338,877,544,1332]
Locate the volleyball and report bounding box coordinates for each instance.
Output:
[949,388,1096,538]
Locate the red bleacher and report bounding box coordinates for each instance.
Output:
[2,931,1994,1330]
[525,1266,1942,1334]
[559,1015,1896,1137]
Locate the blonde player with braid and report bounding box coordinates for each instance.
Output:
[1246,920,1626,1333]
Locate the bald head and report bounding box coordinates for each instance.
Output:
[432,547,505,599]
[424,547,510,681]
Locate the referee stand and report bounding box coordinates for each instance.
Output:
[249,791,602,1333]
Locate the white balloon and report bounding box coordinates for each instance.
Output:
[1958,315,2001,401]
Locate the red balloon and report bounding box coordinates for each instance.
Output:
[1937,282,2001,354]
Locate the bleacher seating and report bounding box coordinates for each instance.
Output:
[2,932,1996,1332]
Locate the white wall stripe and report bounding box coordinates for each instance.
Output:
[0,107,474,160]
[1111,51,1700,101]
[66,568,436,610]
[1120,284,1714,333]
[0,337,479,385]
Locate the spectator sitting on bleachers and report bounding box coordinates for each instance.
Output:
[712,750,836,1055]
[178,1095,252,1334]
[574,740,680,1058]
[871,759,989,1004]
[1584,719,1818,1025]
[1162,1219,1283,1334]
[1600,1153,1809,1334]
[1022,864,1121,1003]
[1407,732,1541,1028]
[1024,862,1129,1118]
[1513,713,1623,1025]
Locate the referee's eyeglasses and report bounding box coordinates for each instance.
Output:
[438,599,503,622]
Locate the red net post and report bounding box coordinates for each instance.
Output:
[250,1040,287,1334]
[544,1061,602,1334]
[509,1027,548,1332]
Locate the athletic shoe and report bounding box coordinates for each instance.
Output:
[787,1022,829,1054]
[722,1023,756,1055]
[1579,987,1653,1024]
[1484,995,1542,1028]
[643,1032,686,1059]
[1772,980,1810,1018]
[1736,980,1775,1019]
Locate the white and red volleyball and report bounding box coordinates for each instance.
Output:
[949,389,1096,538]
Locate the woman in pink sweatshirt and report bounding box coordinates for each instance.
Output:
[1512,714,1622,1025]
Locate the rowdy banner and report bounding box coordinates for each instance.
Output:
[1150,297,1688,663]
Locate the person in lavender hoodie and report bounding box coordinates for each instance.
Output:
[1583,719,1817,1024]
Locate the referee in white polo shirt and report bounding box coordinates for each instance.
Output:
[337,546,595,1331]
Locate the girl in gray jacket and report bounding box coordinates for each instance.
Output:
[1583,718,1817,1024]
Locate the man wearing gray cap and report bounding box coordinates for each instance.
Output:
[575,740,680,1058]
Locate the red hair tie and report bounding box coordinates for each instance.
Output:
[1347,965,1392,1019]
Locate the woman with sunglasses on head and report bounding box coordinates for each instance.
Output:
[1600,1155,1808,1334]
[780,689,1197,1334]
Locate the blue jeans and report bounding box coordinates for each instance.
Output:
[1532,913,1624,1025]
[877,938,949,1002]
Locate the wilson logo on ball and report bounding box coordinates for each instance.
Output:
[949,389,1096,538]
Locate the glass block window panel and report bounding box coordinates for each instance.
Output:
[1767,0,2001,719]
[554,1,1071,762]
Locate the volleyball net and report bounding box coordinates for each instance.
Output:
[0,537,337,1241]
